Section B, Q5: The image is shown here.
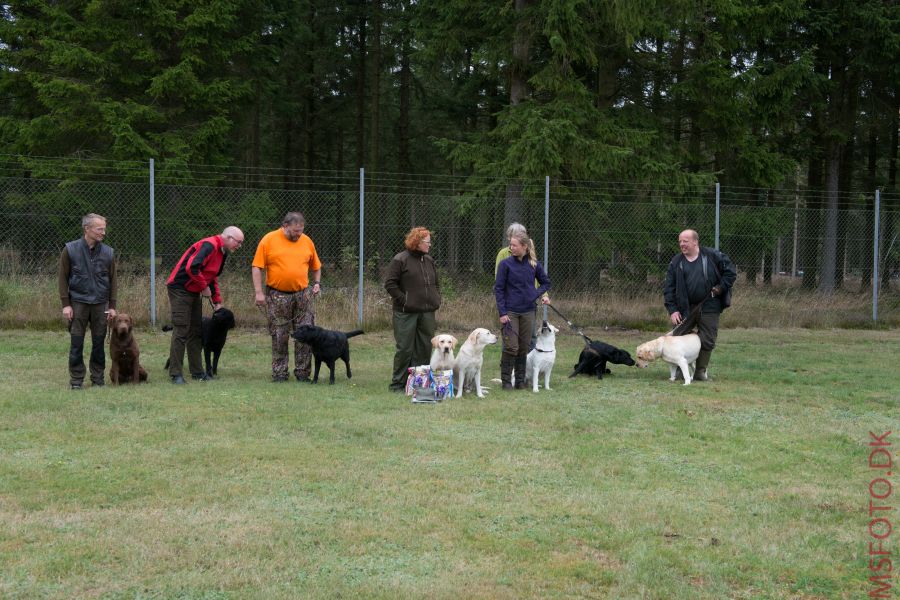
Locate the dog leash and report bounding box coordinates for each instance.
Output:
[546,304,593,345]
[664,302,706,336]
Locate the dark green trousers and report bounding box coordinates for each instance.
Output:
[390,311,436,387]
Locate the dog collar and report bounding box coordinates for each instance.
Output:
[534,347,554,353]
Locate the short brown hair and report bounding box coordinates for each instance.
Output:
[404,227,431,251]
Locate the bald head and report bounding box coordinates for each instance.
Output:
[677,229,700,258]
[221,226,244,251]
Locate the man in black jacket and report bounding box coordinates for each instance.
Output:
[58,213,117,390]
[663,229,736,381]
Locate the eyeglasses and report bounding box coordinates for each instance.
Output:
[226,235,244,246]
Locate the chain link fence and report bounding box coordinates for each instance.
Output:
[1,156,897,329]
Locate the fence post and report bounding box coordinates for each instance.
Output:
[544,175,550,321]
[715,182,720,250]
[873,188,880,323]
[149,158,157,327]
[358,168,365,327]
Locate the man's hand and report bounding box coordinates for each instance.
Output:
[541,296,551,305]
[201,287,212,298]
[711,285,723,297]
[62,306,73,322]
[213,303,223,311]
[311,282,321,296]
[255,291,266,307]
[499,315,510,325]
[670,311,683,326]
[106,308,117,321]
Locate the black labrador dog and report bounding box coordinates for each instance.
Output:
[202,307,236,377]
[162,307,236,378]
[569,340,635,379]
[291,324,364,384]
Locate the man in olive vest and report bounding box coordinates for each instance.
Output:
[58,213,117,390]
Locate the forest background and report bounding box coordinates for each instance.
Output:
[0,0,898,320]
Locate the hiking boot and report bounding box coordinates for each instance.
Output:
[272,376,288,383]
[70,383,83,390]
[171,375,186,385]
[514,356,528,389]
[191,373,211,382]
[388,383,406,393]
[694,368,709,381]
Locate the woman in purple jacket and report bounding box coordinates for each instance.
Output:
[494,231,551,389]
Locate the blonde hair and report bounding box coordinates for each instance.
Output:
[510,231,537,268]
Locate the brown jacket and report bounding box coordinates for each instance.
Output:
[384,249,441,313]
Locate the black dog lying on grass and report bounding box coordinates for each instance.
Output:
[162,307,236,378]
[291,324,364,384]
[569,340,635,379]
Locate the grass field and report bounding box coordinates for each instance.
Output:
[1,326,897,599]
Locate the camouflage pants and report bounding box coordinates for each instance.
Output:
[266,287,315,380]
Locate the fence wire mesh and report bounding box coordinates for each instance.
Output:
[1,156,897,327]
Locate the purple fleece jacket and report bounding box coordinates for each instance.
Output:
[494,255,551,316]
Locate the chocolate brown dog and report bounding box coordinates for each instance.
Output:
[109,313,148,384]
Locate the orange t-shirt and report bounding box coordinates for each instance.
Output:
[252,230,322,292]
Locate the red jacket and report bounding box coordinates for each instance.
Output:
[166,235,227,303]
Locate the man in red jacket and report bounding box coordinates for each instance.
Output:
[166,226,244,384]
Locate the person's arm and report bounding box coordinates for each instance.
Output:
[534,263,551,304]
[106,255,117,319]
[384,258,403,300]
[252,266,266,306]
[59,247,73,321]
[663,257,681,324]
[309,269,321,295]
[712,249,737,296]
[494,262,508,321]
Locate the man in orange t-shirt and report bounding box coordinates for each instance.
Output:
[252,212,322,382]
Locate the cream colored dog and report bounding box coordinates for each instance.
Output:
[635,333,701,385]
[453,328,498,398]
[429,334,458,372]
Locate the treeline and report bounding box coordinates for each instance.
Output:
[0,0,898,292]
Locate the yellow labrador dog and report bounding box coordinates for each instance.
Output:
[430,334,458,372]
[635,333,701,385]
[453,328,498,398]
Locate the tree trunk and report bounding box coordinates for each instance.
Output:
[355,10,367,169]
[504,0,535,232]
[818,141,841,294]
[861,125,877,290]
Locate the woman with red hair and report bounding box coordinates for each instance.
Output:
[384,227,442,392]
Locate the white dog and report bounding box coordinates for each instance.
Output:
[453,328,497,398]
[429,334,458,372]
[635,333,701,385]
[525,321,558,392]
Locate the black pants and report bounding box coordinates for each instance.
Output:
[673,307,720,351]
[68,301,108,385]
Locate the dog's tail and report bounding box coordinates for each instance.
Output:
[161,325,173,332]
[344,330,364,338]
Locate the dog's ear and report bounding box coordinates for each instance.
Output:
[431,335,440,348]
[467,329,480,345]
[450,336,458,347]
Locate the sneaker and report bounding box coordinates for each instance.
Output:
[171,375,186,385]
[191,373,211,382]
[70,383,83,390]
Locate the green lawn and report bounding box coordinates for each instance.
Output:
[0,327,897,599]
